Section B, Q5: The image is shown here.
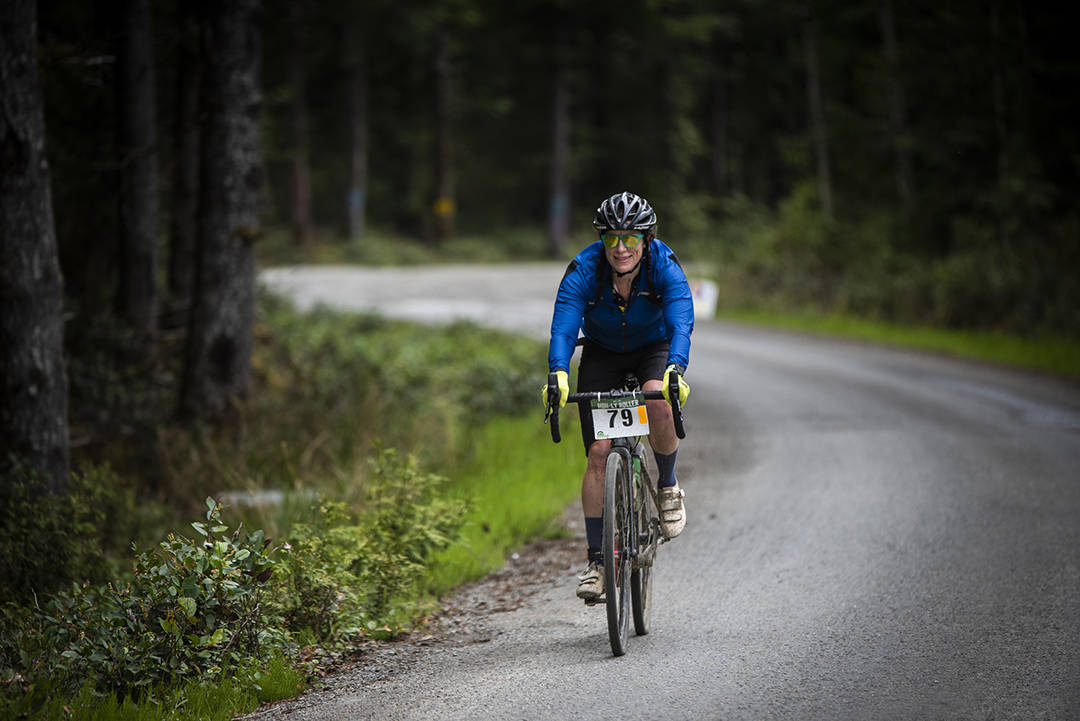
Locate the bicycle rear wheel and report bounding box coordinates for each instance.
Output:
[604,450,631,656]
[631,450,655,636]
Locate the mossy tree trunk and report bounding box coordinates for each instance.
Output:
[345,21,368,242]
[289,1,312,246]
[116,0,160,340]
[432,26,455,243]
[0,0,70,493]
[547,13,571,258]
[167,0,201,325]
[804,2,833,220]
[179,0,262,420]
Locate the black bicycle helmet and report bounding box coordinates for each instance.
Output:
[593,191,657,233]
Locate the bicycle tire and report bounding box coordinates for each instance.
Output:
[604,450,631,656]
[631,449,655,636]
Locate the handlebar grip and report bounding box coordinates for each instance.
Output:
[547,372,562,444]
[669,373,686,440]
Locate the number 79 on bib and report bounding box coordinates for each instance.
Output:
[591,397,649,440]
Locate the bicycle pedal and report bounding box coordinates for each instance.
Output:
[583,596,605,607]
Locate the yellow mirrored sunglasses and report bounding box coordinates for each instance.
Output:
[601,232,644,249]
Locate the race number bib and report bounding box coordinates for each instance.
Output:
[591,396,649,440]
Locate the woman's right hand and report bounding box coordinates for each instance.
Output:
[541,370,569,408]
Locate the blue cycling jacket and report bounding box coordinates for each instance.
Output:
[548,238,694,373]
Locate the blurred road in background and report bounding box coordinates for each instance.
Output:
[258,264,1080,721]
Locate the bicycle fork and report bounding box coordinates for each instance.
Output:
[612,443,639,570]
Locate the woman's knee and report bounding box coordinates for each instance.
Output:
[586,439,611,469]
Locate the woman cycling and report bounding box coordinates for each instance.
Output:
[545,191,694,602]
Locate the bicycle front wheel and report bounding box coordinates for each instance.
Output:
[631,450,656,636]
[604,450,631,656]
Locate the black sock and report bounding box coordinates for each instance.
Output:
[585,516,603,564]
[654,448,678,488]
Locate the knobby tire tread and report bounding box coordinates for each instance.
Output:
[604,450,630,656]
[631,445,654,636]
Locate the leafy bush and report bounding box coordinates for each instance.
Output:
[1,499,283,700]
[269,449,466,642]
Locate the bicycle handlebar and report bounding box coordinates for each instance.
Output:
[545,373,686,443]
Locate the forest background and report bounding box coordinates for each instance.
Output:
[1,0,1078,717]
[37,0,1080,337]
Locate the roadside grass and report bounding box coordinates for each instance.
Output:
[0,653,303,721]
[427,414,583,596]
[717,308,1080,379]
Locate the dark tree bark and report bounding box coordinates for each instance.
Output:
[711,64,731,198]
[167,0,200,321]
[713,31,745,199]
[116,0,160,338]
[398,32,429,239]
[1,0,70,492]
[345,22,368,241]
[289,1,311,246]
[179,0,262,420]
[804,3,833,219]
[432,26,454,242]
[547,16,571,258]
[879,0,912,207]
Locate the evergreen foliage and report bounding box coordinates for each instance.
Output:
[31,0,1078,337]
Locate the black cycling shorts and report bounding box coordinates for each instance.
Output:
[576,339,670,451]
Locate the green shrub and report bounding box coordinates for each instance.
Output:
[2,498,283,700]
[266,500,366,641]
[269,449,467,642]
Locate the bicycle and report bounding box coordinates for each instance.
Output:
[544,368,686,656]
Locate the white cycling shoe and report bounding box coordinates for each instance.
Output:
[576,561,604,602]
[658,482,686,539]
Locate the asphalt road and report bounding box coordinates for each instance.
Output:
[258,264,1080,720]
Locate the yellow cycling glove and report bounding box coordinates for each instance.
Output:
[540,370,570,409]
[661,364,690,405]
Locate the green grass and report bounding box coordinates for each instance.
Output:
[425,414,584,596]
[1,653,303,721]
[718,308,1080,378]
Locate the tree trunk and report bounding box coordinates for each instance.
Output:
[167,0,200,324]
[116,0,159,338]
[432,27,454,242]
[289,2,311,246]
[879,0,912,207]
[0,0,70,493]
[179,0,261,420]
[345,22,368,241]
[547,17,571,258]
[804,4,834,219]
[711,67,731,197]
